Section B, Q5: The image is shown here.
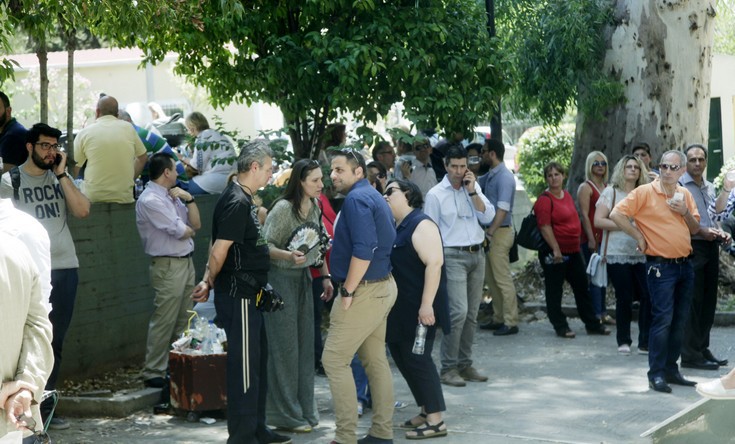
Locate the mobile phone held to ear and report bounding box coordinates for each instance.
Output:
[54,153,62,166]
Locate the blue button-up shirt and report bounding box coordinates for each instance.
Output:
[480,162,516,227]
[330,179,395,282]
[135,181,194,256]
[680,171,715,241]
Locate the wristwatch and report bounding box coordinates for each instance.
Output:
[56,172,69,180]
[339,285,355,298]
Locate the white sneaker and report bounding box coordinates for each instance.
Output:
[696,379,735,400]
[617,344,631,355]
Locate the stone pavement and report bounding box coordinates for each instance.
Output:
[51,319,735,443]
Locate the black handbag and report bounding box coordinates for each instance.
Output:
[516,193,552,251]
[509,232,519,263]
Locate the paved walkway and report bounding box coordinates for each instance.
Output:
[51,319,734,443]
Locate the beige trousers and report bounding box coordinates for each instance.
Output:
[322,276,398,444]
[486,226,519,326]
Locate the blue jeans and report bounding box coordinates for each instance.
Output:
[646,260,694,380]
[440,248,485,372]
[581,243,607,318]
[41,268,79,416]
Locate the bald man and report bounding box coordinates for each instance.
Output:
[74,95,148,203]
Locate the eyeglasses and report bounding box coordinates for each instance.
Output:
[592,161,607,167]
[378,150,395,156]
[35,142,60,151]
[624,165,641,170]
[687,157,706,164]
[15,414,50,444]
[377,172,386,179]
[413,144,430,152]
[384,187,401,196]
[659,163,681,171]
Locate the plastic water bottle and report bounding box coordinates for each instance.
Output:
[412,323,427,355]
[134,178,144,199]
[209,320,223,353]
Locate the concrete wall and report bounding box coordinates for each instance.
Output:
[60,194,218,380]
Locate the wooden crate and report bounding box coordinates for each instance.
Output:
[169,351,227,412]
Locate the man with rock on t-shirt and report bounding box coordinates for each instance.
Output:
[0,122,90,429]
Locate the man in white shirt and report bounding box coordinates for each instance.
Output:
[424,145,495,387]
[398,137,438,197]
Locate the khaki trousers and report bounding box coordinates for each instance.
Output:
[485,226,519,326]
[143,256,195,380]
[322,276,397,444]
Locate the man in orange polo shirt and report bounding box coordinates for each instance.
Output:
[610,150,701,394]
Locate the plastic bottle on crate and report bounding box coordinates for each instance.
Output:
[209,320,223,353]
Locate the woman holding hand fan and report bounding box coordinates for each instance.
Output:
[262,158,333,433]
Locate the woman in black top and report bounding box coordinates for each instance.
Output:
[384,179,450,440]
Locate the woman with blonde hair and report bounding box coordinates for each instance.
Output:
[577,150,613,325]
[594,155,651,354]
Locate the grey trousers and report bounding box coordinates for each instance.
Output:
[263,266,319,429]
[440,248,485,373]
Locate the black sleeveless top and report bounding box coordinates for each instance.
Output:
[387,209,450,343]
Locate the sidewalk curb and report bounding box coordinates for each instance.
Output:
[57,388,160,418]
[523,302,735,327]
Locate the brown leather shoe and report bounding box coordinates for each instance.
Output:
[458,366,488,382]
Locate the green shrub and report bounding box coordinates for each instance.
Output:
[517,124,574,198]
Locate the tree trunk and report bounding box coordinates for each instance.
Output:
[66,29,76,168]
[37,37,49,124]
[570,0,715,195]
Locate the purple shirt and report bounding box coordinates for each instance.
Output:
[135,181,194,257]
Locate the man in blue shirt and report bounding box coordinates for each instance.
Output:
[323,148,398,444]
[0,92,29,173]
[680,144,730,370]
[478,139,519,336]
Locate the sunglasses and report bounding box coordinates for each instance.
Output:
[659,163,682,171]
[384,187,402,196]
[15,414,50,443]
[592,161,607,167]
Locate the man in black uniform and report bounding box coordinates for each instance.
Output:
[193,139,291,444]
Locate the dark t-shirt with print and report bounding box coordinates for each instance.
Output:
[212,181,270,287]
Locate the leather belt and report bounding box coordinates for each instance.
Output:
[645,255,690,264]
[155,252,194,259]
[447,244,483,253]
[334,274,392,296]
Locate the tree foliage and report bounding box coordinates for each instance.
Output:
[714,0,735,55]
[516,124,574,198]
[496,0,623,126]
[102,0,510,159]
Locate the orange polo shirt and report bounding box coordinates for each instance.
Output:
[613,180,699,259]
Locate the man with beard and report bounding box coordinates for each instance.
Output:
[323,148,398,444]
[0,122,90,428]
[0,91,29,173]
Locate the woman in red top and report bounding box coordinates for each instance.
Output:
[535,162,610,338]
[577,151,613,325]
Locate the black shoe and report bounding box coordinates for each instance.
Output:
[264,432,293,444]
[480,321,504,331]
[703,349,729,367]
[493,325,519,336]
[585,326,611,336]
[665,372,697,387]
[144,377,166,388]
[649,376,672,393]
[358,435,393,444]
[315,364,327,377]
[681,359,719,371]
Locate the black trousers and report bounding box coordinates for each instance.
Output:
[539,251,601,334]
[681,240,720,363]
[215,277,277,444]
[387,339,445,414]
[608,262,649,347]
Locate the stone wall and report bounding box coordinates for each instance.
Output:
[60,195,217,380]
